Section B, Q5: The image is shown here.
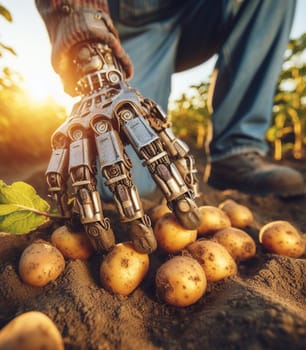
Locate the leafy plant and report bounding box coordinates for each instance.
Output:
[267,33,306,159]
[0,4,16,57]
[170,33,306,160]
[0,180,65,234]
[169,81,211,149]
[0,4,12,21]
[0,87,66,164]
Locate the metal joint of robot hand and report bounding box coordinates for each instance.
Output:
[45,41,201,254]
[68,134,107,225]
[46,125,115,252]
[72,42,124,95]
[142,99,199,197]
[45,143,71,218]
[93,117,157,252]
[95,120,146,223]
[121,111,190,203]
[158,127,199,197]
[107,91,200,230]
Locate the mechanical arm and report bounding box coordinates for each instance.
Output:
[45,42,201,254]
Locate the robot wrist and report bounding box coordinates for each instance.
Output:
[70,42,125,95]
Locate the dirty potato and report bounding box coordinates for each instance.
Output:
[100,242,149,296]
[51,225,93,260]
[155,255,207,307]
[0,311,64,350]
[197,205,231,235]
[259,220,305,258]
[154,212,197,253]
[186,239,237,282]
[213,227,256,261]
[19,240,65,287]
[219,199,254,228]
[149,199,171,225]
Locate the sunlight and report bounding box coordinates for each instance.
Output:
[25,78,51,103]
[24,72,75,112]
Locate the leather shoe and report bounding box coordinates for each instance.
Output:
[207,152,305,197]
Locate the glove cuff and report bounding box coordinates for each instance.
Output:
[71,42,124,95]
[35,1,133,95]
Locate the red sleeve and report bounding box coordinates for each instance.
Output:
[35,0,133,95]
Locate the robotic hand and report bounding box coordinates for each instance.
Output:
[45,41,201,255]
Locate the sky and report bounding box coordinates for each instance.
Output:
[0,0,305,110]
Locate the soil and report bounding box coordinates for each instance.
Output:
[0,150,305,350]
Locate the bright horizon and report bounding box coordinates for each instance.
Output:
[0,0,305,111]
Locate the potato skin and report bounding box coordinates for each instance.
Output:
[149,200,171,225]
[219,199,254,228]
[19,240,65,287]
[154,212,197,253]
[213,227,256,261]
[0,311,64,350]
[100,242,149,296]
[259,220,305,258]
[155,256,207,307]
[51,225,93,260]
[197,206,231,235]
[186,240,237,282]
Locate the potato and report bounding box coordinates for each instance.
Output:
[19,240,65,287]
[155,255,207,307]
[197,205,231,235]
[0,311,64,350]
[186,240,237,282]
[259,220,305,258]
[154,212,197,253]
[149,199,171,225]
[51,225,93,260]
[213,227,256,261]
[100,242,149,296]
[219,199,254,228]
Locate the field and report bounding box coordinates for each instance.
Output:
[0,149,305,350]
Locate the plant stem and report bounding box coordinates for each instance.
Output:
[16,204,69,220]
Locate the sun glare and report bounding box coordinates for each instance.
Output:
[23,71,75,112]
[26,78,51,102]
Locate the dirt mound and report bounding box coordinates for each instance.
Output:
[0,153,305,350]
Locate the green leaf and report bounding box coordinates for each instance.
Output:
[0,180,50,234]
[0,203,19,215]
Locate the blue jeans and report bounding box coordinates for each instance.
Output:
[101,0,296,198]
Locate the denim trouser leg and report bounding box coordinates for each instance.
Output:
[98,17,181,199]
[208,0,296,161]
[100,0,295,198]
[106,1,230,198]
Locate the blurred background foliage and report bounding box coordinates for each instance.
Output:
[0,4,66,166]
[0,67,66,164]
[267,33,306,160]
[170,33,306,160]
[0,3,305,170]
